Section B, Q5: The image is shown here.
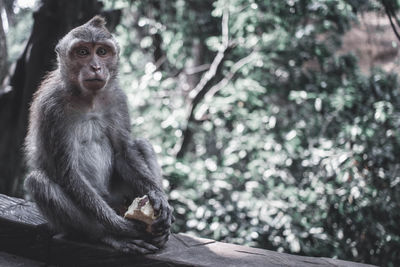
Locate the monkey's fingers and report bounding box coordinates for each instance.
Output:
[122,243,152,254]
[102,236,159,255]
[147,190,162,214]
[152,207,172,233]
[129,239,159,253]
[151,227,170,237]
[148,232,170,248]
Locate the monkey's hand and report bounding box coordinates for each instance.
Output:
[147,190,174,235]
[112,215,148,238]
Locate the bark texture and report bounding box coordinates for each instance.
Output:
[0,0,8,84]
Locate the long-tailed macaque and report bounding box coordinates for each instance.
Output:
[24,16,173,254]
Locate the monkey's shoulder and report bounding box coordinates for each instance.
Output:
[28,94,67,138]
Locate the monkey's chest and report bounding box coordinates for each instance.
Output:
[75,119,113,195]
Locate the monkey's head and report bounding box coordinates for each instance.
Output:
[56,16,120,93]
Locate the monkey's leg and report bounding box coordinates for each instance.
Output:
[25,170,105,238]
[25,170,158,254]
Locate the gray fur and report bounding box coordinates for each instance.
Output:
[24,16,172,254]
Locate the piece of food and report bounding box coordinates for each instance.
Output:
[124,195,158,232]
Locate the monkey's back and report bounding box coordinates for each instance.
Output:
[25,71,63,174]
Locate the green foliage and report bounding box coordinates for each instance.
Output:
[107,0,400,266]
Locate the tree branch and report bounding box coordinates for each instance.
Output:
[194,50,258,120]
[188,10,230,101]
[382,0,400,42]
[176,9,231,158]
[185,64,211,75]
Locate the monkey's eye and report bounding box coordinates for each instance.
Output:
[76,47,89,57]
[96,47,108,56]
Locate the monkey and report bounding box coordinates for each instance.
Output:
[24,16,173,254]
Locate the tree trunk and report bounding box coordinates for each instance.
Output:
[0,0,8,84]
[4,0,16,27]
[0,0,121,196]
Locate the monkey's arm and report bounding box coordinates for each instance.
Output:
[109,99,173,239]
[114,138,173,237]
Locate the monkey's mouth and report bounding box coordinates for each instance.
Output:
[83,78,106,91]
[85,78,104,82]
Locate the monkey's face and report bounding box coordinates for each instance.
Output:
[66,41,118,92]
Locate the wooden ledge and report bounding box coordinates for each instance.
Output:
[0,194,376,267]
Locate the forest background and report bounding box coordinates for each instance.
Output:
[0,0,399,266]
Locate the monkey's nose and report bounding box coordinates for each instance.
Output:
[91,65,101,72]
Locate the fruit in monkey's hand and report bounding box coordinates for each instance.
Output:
[124,195,158,233]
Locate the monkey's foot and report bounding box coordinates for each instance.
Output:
[101,236,159,254]
[146,230,170,249]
